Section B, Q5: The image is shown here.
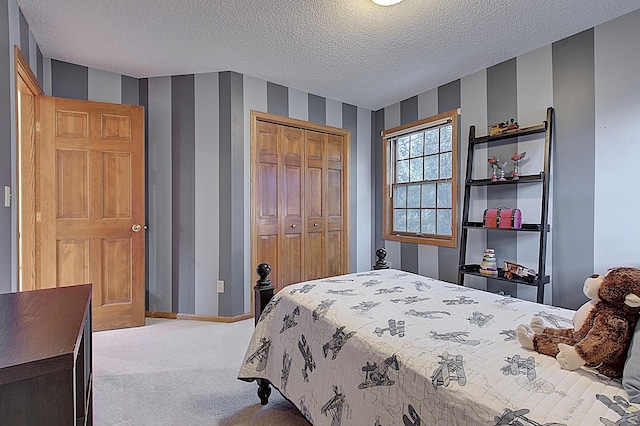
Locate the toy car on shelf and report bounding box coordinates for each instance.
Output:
[503,261,536,280]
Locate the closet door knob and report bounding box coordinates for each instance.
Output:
[313,223,319,227]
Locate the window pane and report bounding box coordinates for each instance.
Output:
[440,152,452,179]
[394,185,406,208]
[410,134,424,157]
[424,155,438,180]
[437,181,452,208]
[425,129,439,154]
[407,185,421,208]
[397,159,409,183]
[421,183,436,208]
[407,209,420,233]
[440,125,452,151]
[421,209,436,234]
[437,209,452,235]
[397,138,409,160]
[394,209,406,232]
[409,158,423,182]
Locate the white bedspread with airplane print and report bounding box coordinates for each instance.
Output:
[238,269,638,426]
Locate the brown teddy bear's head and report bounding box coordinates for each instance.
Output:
[585,267,640,311]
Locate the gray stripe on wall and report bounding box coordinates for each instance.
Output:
[218,71,245,316]
[0,0,11,294]
[374,109,385,253]
[400,96,419,274]
[146,77,173,312]
[308,94,326,124]
[51,60,88,100]
[552,29,595,310]
[267,82,288,117]
[342,103,358,272]
[486,59,518,296]
[19,9,28,59]
[437,80,461,283]
[36,45,43,87]
[171,74,196,313]
[122,75,140,106]
[400,96,418,125]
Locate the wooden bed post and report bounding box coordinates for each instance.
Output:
[254,263,274,325]
[373,247,390,270]
[254,263,274,405]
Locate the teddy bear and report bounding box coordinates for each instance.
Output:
[517,267,640,377]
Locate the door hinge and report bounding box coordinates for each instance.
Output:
[36,211,41,223]
[35,121,41,133]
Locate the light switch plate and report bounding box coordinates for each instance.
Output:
[4,186,10,207]
[217,280,224,293]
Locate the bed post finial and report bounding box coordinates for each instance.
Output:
[254,263,274,326]
[373,248,390,270]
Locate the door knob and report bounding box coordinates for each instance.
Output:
[313,223,319,227]
[132,224,142,232]
[291,224,296,229]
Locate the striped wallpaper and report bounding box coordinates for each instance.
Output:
[2,0,639,314]
[376,11,640,309]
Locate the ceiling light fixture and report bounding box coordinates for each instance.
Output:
[371,0,404,5]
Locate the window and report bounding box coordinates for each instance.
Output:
[382,110,458,247]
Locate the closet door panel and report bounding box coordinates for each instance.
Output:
[282,127,304,286]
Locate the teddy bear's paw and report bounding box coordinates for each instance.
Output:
[530,316,546,334]
[556,343,585,371]
[516,324,535,350]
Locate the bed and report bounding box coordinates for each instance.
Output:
[237,250,639,425]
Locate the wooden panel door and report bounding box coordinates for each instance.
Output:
[281,126,305,287]
[253,121,305,291]
[304,131,326,281]
[326,133,345,277]
[38,96,145,331]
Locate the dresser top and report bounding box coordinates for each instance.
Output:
[0,285,91,384]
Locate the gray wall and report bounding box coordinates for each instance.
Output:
[374,10,640,309]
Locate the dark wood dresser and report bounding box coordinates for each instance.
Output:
[0,284,92,425]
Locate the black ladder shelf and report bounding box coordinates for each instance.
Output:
[457,107,554,303]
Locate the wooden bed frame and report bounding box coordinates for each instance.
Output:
[252,248,390,405]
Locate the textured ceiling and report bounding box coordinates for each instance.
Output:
[16,0,640,110]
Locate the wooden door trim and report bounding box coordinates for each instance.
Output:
[14,46,44,95]
[250,110,351,314]
[14,46,43,291]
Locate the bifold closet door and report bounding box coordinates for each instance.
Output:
[254,121,304,291]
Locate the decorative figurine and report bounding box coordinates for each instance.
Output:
[488,118,520,136]
[488,156,507,182]
[511,152,526,180]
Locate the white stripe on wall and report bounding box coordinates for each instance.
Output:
[195,72,220,315]
[88,68,122,104]
[288,88,308,121]
[326,98,342,128]
[383,103,401,270]
[147,77,173,312]
[243,75,268,312]
[594,10,640,271]
[516,45,553,303]
[356,106,373,271]
[460,69,489,291]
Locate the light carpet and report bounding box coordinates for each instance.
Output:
[93,318,309,425]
